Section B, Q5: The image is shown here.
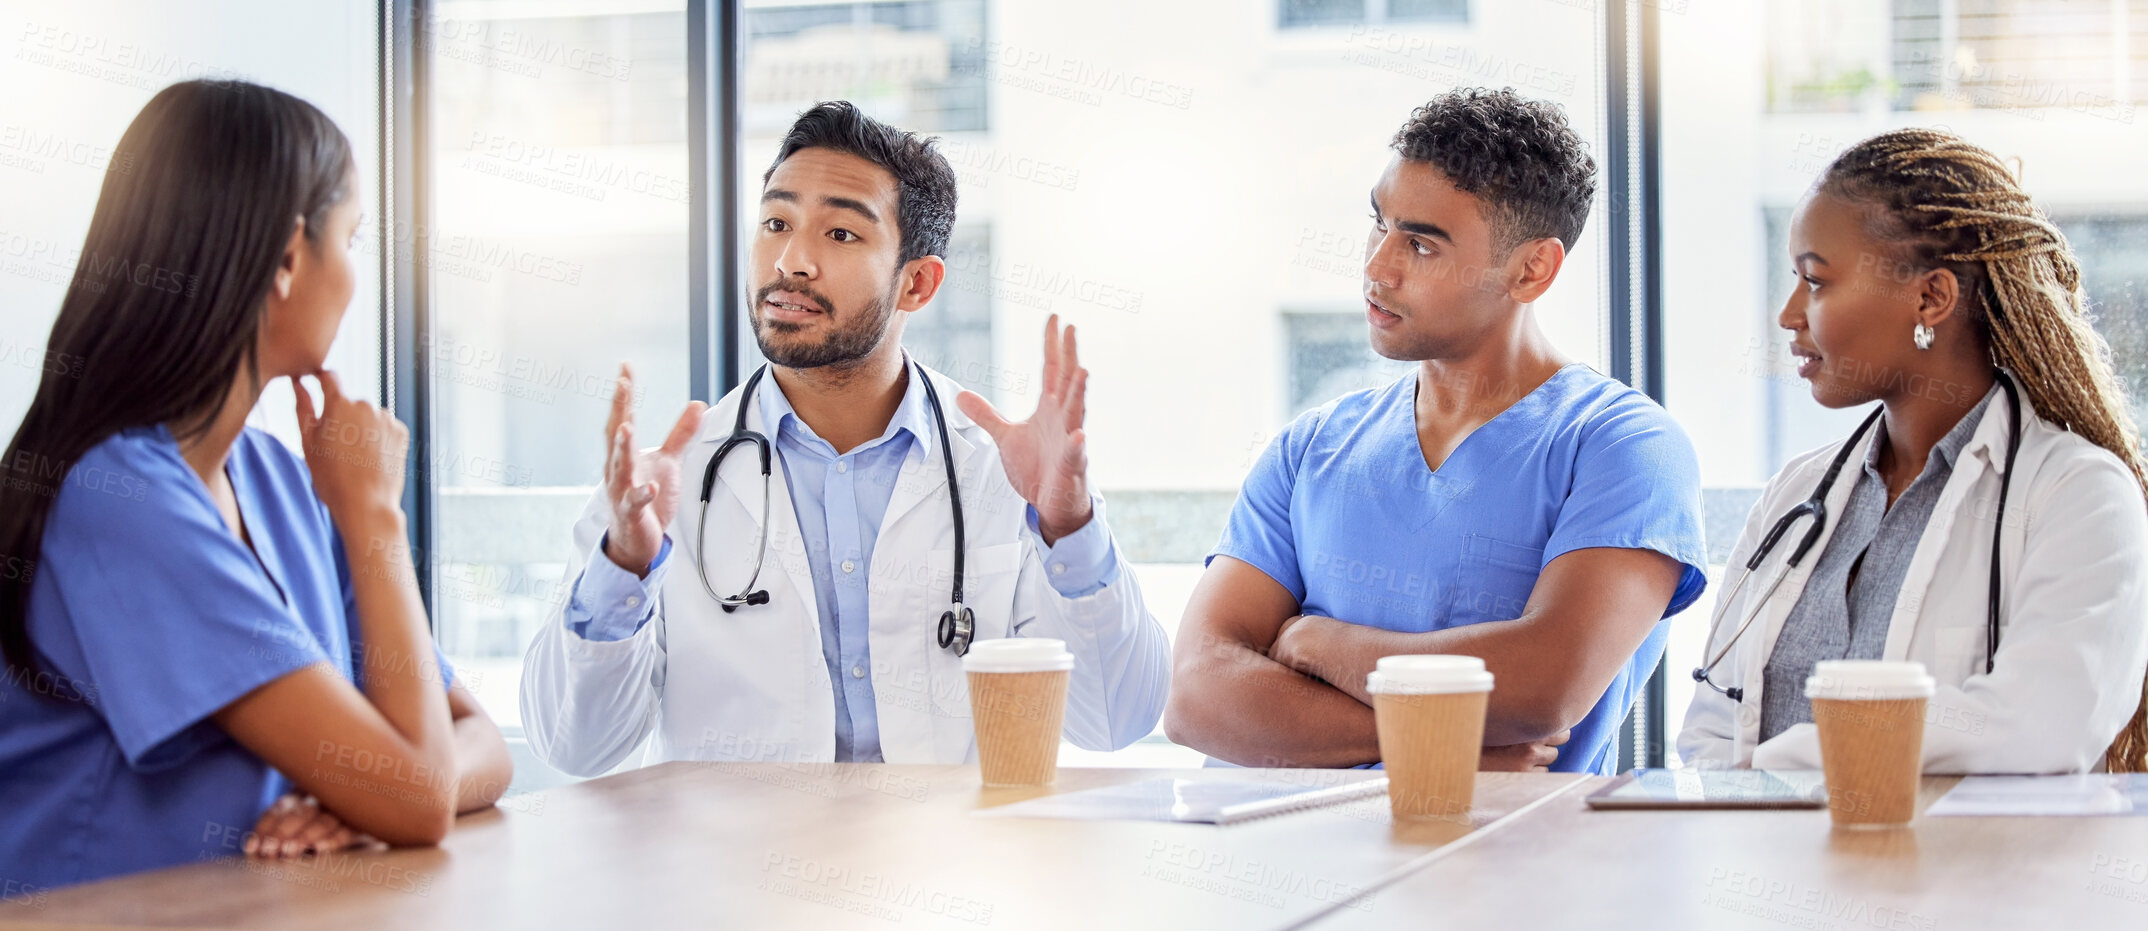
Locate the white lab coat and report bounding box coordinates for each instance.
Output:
[1678,389,2148,774]
[520,365,1172,777]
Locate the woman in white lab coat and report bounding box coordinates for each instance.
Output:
[1679,128,2148,774]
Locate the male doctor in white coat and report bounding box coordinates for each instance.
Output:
[520,101,1170,775]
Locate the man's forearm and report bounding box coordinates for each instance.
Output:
[1165,639,1381,768]
[1289,617,1586,746]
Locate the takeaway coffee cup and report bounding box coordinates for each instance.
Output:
[964,639,1075,787]
[1369,655,1494,821]
[1806,660,1936,828]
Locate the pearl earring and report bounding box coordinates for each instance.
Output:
[1913,322,1935,350]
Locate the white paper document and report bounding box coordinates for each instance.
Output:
[974,777,1390,825]
[1926,774,2148,817]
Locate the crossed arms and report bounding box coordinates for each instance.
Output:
[1163,547,1683,769]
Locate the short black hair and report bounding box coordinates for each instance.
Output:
[763,101,958,265]
[1390,87,1596,254]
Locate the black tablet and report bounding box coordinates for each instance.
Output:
[1584,768,1828,810]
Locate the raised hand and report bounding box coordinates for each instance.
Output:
[955,314,1093,544]
[293,369,409,533]
[602,363,708,577]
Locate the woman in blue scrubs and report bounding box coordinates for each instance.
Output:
[0,80,512,891]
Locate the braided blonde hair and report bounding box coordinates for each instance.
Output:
[1822,128,2148,772]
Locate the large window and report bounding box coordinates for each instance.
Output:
[1767,0,2148,116]
[7,0,2139,794]
[1661,0,2148,764]
[742,0,1614,766]
[744,0,988,134]
[425,1,690,788]
[0,0,385,444]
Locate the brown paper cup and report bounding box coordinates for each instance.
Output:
[1811,696,1928,827]
[1375,689,1488,821]
[967,669,1070,787]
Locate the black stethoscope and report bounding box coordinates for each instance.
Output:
[692,357,978,656]
[1692,371,2023,702]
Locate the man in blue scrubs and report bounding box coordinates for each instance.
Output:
[1164,88,1707,775]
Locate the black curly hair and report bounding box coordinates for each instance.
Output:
[764,100,958,264]
[1390,87,1596,255]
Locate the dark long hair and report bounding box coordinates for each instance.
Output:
[0,80,353,688]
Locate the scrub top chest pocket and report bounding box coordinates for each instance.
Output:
[1453,533,1544,625]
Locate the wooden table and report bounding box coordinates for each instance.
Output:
[12,764,1587,929]
[1300,776,2148,929]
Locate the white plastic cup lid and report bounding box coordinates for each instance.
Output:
[1366,655,1493,695]
[962,638,1075,673]
[1805,660,1935,701]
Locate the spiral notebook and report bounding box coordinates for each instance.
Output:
[975,777,1390,825]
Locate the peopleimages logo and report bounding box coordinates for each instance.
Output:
[0,123,134,175]
[940,142,1082,192]
[1701,868,1937,931]
[465,131,691,204]
[14,21,257,90]
[965,39,1195,110]
[759,852,995,925]
[420,16,634,82]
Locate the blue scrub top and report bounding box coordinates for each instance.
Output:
[0,424,452,891]
[1211,365,1708,774]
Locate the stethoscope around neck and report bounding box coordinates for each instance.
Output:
[1691,371,2023,703]
[691,357,979,656]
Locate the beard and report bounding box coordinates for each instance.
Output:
[749,277,900,370]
